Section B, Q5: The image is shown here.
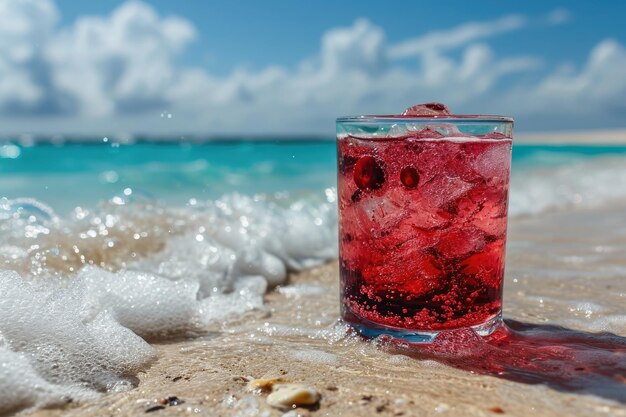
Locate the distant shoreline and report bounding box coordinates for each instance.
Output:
[515,129,626,145]
[1,128,625,145]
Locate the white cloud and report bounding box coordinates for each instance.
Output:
[320,18,387,76]
[545,8,571,26]
[536,39,626,108]
[164,18,539,133]
[503,39,626,129]
[0,0,195,119]
[0,0,64,114]
[388,15,526,59]
[0,1,622,135]
[46,0,195,117]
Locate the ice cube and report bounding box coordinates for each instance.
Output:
[339,203,370,240]
[480,132,509,139]
[420,175,473,208]
[435,226,487,261]
[386,123,408,138]
[404,198,452,230]
[411,141,470,184]
[408,123,461,138]
[471,142,511,180]
[402,103,451,116]
[470,197,508,237]
[341,187,407,243]
[358,192,406,235]
[459,240,505,287]
[407,127,446,140]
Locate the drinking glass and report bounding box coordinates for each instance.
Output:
[337,114,513,343]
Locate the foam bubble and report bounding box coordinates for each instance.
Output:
[197,276,268,325]
[75,267,202,339]
[0,347,76,415]
[0,271,154,403]
[290,349,338,364]
[277,284,328,298]
[565,314,626,334]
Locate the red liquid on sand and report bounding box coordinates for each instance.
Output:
[386,320,626,404]
[338,132,512,332]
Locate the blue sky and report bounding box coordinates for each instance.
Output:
[0,0,625,136]
[57,1,626,76]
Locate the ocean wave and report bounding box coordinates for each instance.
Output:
[0,192,337,415]
[510,156,626,216]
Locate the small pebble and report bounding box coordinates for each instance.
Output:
[247,377,284,392]
[145,396,184,412]
[267,384,320,409]
[167,396,184,406]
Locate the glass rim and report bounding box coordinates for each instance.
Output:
[336,115,514,123]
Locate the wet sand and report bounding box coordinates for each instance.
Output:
[27,205,626,417]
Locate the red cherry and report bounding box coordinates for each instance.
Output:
[353,156,385,190]
[400,166,420,188]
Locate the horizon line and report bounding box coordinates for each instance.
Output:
[1,128,625,145]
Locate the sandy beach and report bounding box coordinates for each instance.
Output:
[2,1,626,416]
[23,202,626,417]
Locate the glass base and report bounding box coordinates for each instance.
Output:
[345,312,503,344]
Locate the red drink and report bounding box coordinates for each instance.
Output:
[337,104,513,342]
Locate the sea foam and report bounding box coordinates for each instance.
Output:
[0,192,337,415]
[510,156,626,216]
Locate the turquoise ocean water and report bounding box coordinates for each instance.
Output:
[2,140,626,214]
